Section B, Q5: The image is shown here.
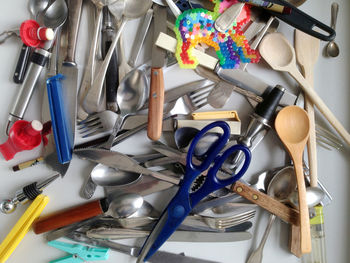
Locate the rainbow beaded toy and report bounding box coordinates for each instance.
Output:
[174,0,260,69]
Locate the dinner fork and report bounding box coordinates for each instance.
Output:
[77,110,118,138]
[185,210,256,230]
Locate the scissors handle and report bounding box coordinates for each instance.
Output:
[190,144,251,206]
[186,121,230,173]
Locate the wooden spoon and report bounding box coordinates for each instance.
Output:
[295,29,320,188]
[274,105,311,254]
[259,32,350,146]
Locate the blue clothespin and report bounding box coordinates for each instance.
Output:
[47,240,109,263]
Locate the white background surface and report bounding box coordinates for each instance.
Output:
[0,0,349,263]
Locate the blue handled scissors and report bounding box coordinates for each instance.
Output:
[136,121,251,262]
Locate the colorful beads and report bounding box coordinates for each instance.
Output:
[174,1,260,69]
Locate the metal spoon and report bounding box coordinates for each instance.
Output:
[88,0,152,106]
[91,163,141,187]
[101,63,149,149]
[325,3,340,57]
[28,0,49,18]
[81,64,149,198]
[288,187,325,209]
[246,166,297,263]
[39,0,68,51]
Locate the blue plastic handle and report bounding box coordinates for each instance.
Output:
[46,74,73,164]
[142,121,251,261]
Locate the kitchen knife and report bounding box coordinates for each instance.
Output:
[74,148,180,185]
[86,228,252,242]
[67,232,221,263]
[102,6,119,112]
[41,27,70,176]
[147,4,167,141]
[105,170,177,198]
[58,0,83,156]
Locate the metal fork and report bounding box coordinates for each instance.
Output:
[185,210,256,230]
[77,110,118,138]
[315,123,344,150]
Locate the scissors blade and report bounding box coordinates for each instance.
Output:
[144,156,181,168]
[137,191,192,262]
[151,143,185,157]
[151,144,202,166]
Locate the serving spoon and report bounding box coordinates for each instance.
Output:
[274,105,311,254]
[259,32,350,146]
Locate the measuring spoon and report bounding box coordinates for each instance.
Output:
[274,105,311,254]
[259,32,350,146]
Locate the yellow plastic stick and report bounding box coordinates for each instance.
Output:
[0,194,49,263]
[192,111,240,121]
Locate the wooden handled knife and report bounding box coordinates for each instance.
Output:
[147,4,167,141]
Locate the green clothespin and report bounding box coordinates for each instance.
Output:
[47,240,109,263]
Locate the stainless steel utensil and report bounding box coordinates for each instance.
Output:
[185,210,256,230]
[147,4,168,141]
[80,63,149,199]
[67,232,221,263]
[33,192,144,234]
[101,63,149,149]
[86,227,252,242]
[74,148,180,184]
[325,2,340,57]
[128,9,153,67]
[246,167,297,263]
[87,0,152,115]
[77,0,105,120]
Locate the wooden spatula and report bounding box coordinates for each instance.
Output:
[291,30,320,257]
[295,29,320,188]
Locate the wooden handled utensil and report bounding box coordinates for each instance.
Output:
[274,105,311,254]
[259,32,350,146]
[147,4,167,140]
[294,29,320,188]
[33,193,143,234]
[291,29,320,258]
